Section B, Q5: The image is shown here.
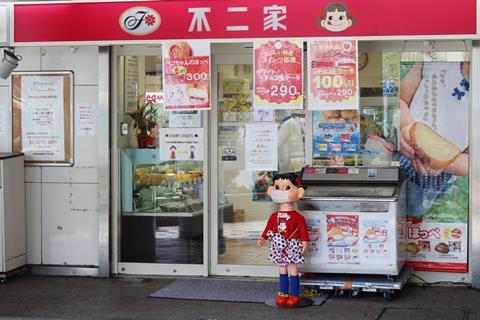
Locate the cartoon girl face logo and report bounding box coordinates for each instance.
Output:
[319,2,354,32]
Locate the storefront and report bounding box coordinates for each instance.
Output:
[1,0,480,288]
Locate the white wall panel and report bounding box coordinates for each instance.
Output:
[0,47,41,86]
[25,182,41,264]
[42,183,99,266]
[41,46,99,86]
[25,167,41,183]
[0,86,11,152]
[42,85,99,184]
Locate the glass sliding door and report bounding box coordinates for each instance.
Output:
[112,45,208,276]
[211,49,308,276]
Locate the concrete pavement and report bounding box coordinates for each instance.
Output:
[0,275,478,320]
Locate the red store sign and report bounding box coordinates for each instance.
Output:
[13,0,477,44]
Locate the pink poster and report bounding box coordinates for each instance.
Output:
[163,40,211,110]
[308,40,358,110]
[254,39,303,109]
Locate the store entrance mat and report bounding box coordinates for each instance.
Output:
[377,307,467,320]
[150,278,329,305]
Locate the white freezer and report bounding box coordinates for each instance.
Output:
[298,167,406,276]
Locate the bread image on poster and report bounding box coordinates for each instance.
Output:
[410,122,461,169]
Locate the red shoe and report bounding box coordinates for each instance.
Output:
[276,293,289,307]
[286,295,301,308]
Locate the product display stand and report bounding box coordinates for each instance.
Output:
[264,297,313,308]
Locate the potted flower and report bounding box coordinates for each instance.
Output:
[128,94,158,148]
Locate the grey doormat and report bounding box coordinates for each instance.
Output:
[150,278,328,305]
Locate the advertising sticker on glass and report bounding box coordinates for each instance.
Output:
[399,61,469,273]
[163,40,210,110]
[308,40,359,111]
[253,39,303,109]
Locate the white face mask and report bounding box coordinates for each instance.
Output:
[270,190,290,203]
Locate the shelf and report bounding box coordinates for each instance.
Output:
[122,210,203,218]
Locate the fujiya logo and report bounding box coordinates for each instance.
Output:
[120,7,161,35]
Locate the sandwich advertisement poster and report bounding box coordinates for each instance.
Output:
[163,40,210,110]
[400,61,469,273]
[253,39,303,109]
[326,214,360,264]
[307,40,359,111]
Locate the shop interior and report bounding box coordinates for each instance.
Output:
[113,42,470,273]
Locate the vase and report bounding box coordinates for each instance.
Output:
[137,135,155,148]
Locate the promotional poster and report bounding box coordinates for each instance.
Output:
[254,39,303,109]
[326,214,360,264]
[308,40,358,111]
[163,40,211,110]
[400,61,469,272]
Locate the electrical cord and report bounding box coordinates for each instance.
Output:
[410,273,480,292]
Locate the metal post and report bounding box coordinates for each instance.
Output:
[470,41,480,289]
[98,46,110,277]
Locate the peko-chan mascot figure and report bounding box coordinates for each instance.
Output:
[258,172,309,307]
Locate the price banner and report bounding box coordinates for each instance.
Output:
[254,39,303,110]
[308,40,359,111]
[163,40,211,111]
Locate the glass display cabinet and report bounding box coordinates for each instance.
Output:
[120,148,205,263]
[121,148,204,217]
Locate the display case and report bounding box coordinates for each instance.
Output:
[121,148,204,217]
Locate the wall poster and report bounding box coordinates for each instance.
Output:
[253,39,303,109]
[11,71,73,166]
[400,61,469,272]
[308,40,358,111]
[163,40,211,111]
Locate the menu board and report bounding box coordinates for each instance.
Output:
[308,40,359,111]
[253,39,303,109]
[12,72,73,165]
[245,123,278,171]
[163,40,211,110]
